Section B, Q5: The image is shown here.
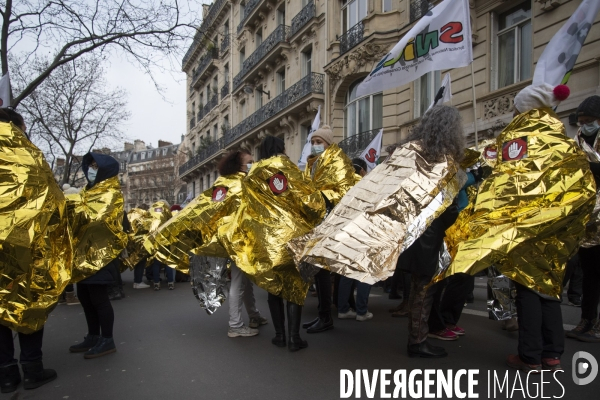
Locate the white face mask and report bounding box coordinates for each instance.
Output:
[87,168,98,183]
[581,121,600,137]
[246,163,253,172]
[311,145,325,156]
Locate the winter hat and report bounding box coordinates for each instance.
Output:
[170,204,182,212]
[513,83,570,113]
[576,95,600,119]
[312,125,334,145]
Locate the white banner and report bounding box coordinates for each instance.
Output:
[427,72,452,111]
[0,72,10,108]
[298,105,321,169]
[357,0,472,98]
[359,128,383,172]
[533,0,600,86]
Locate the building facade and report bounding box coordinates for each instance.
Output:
[180,0,600,196]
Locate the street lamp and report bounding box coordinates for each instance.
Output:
[243,84,270,99]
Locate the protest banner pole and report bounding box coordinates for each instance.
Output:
[470,62,478,150]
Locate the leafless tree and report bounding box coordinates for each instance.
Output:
[1,0,200,107]
[14,55,130,184]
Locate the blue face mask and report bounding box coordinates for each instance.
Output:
[311,145,324,156]
[581,121,600,137]
[87,168,98,183]
[246,163,253,172]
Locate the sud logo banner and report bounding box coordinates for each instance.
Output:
[357,0,472,98]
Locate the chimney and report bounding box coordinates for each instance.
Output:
[124,142,134,151]
[56,158,65,167]
[181,134,184,143]
[158,140,173,148]
[134,139,146,151]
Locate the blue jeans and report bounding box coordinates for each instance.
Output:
[152,260,174,283]
[338,276,372,315]
[133,259,147,284]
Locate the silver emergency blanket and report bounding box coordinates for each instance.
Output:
[189,255,229,315]
[487,267,517,321]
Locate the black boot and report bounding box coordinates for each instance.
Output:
[21,361,57,390]
[84,337,116,359]
[407,340,447,358]
[302,317,319,329]
[267,294,286,347]
[306,314,333,334]
[69,334,100,353]
[287,302,308,352]
[0,364,21,393]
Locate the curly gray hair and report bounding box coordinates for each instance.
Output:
[409,105,465,163]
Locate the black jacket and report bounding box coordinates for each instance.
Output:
[78,152,128,285]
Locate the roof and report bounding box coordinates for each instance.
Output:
[128,144,180,165]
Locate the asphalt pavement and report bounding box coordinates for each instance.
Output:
[3,272,600,399]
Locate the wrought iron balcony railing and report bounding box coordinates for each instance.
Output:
[410,0,432,24]
[340,21,365,55]
[221,81,230,99]
[233,24,290,91]
[237,0,261,34]
[290,1,316,38]
[338,128,381,159]
[179,73,325,176]
[182,0,228,66]
[201,93,218,119]
[192,47,219,85]
[220,34,230,53]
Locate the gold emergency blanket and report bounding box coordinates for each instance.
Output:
[144,173,245,273]
[575,135,600,248]
[305,143,358,206]
[124,202,172,269]
[67,176,128,283]
[0,122,72,333]
[221,156,326,305]
[442,108,596,298]
[289,141,465,285]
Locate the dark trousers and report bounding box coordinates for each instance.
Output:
[390,263,412,298]
[77,284,114,338]
[333,273,356,310]
[338,277,371,315]
[515,282,564,364]
[579,246,600,320]
[441,274,475,326]
[314,269,332,319]
[133,259,146,284]
[408,274,440,344]
[0,325,44,366]
[563,254,583,301]
[152,260,174,283]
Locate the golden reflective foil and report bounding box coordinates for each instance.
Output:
[289,141,465,285]
[460,148,481,170]
[575,134,600,248]
[68,176,128,283]
[124,202,172,269]
[221,156,326,305]
[442,108,596,299]
[144,173,246,273]
[305,143,359,206]
[0,122,73,333]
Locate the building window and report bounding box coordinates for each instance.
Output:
[206,174,211,187]
[214,171,218,182]
[300,124,310,146]
[414,71,441,118]
[224,115,230,130]
[213,124,218,140]
[255,85,264,110]
[192,181,196,197]
[240,2,246,21]
[277,4,285,25]
[224,64,230,82]
[382,0,393,12]
[494,2,532,90]
[162,148,167,156]
[344,78,383,138]
[240,47,246,66]
[302,48,312,77]
[276,69,286,95]
[255,27,263,46]
[133,154,137,161]
[199,92,204,107]
[240,100,247,120]
[342,0,367,34]
[212,76,218,96]
[140,152,146,160]
[192,142,196,154]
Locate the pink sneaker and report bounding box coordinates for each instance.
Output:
[428,328,459,341]
[447,324,465,336]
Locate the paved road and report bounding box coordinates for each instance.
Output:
[4,272,599,399]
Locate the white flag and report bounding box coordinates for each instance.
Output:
[427,73,452,112]
[533,0,600,86]
[357,0,472,97]
[298,105,321,169]
[0,72,10,108]
[359,129,383,172]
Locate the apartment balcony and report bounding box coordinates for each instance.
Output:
[220,34,230,54]
[339,21,365,55]
[196,93,219,124]
[221,81,230,99]
[182,0,230,69]
[290,1,316,39]
[237,0,263,34]
[191,47,219,89]
[233,24,291,92]
[179,73,325,178]
[338,128,380,159]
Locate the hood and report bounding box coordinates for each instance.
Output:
[82,152,119,187]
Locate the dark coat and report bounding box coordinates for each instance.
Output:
[399,202,459,279]
[78,152,128,285]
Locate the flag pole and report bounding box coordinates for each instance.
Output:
[470,62,479,150]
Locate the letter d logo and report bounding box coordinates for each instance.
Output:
[572,351,598,385]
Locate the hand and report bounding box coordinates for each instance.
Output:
[273,177,284,191]
[508,142,522,159]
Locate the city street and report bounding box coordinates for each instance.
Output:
[4,271,600,399]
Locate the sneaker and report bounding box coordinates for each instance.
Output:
[428,328,459,341]
[227,325,259,338]
[168,282,175,290]
[249,316,268,328]
[83,337,116,359]
[577,319,600,343]
[541,357,563,371]
[154,283,160,291]
[338,310,357,319]
[566,318,592,339]
[133,282,150,289]
[65,291,80,305]
[447,324,465,336]
[506,354,541,373]
[356,312,373,321]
